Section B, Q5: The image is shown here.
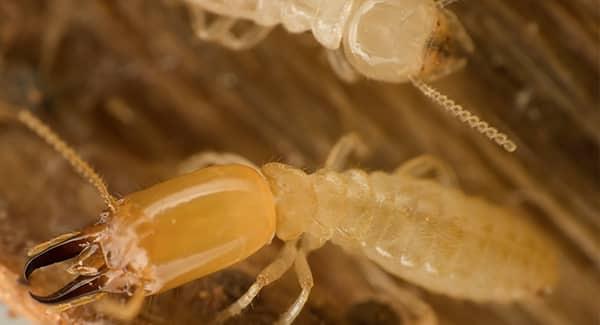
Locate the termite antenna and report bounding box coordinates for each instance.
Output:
[436,0,461,8]
[0,102,117,212]
[409,77,517,152]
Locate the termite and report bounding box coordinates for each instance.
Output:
[4,105,557,324]
[183,0,518,153]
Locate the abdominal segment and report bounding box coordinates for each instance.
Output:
[311,170,557,302]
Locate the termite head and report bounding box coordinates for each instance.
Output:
[23,213,147,310]
[343,0,474,83]
[420,9,475,81]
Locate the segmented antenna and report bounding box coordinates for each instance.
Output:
[410,77,517,152]
[3,106,117,212]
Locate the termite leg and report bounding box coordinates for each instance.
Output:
[276,246,314,325]
[94,286,146,321]
[190,8,236,42]
[213,240,299,324]
[394,155,458,187]
[324,133,369,171]
[177,151,258,174]
[219,24,273,50]
[355,258,437,325]
[326,49,360,83]
[189,8,271,50]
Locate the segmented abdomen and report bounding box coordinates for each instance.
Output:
[185,0,352,48]
[309,169,558,302]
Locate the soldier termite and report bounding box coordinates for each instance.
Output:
[3,105,556,324]
[183,0,518,152]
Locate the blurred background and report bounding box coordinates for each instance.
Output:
[0,1,598,324]
[0,305,27,325]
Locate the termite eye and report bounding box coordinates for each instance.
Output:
[343,0,438,83]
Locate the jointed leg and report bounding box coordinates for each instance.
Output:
[189,8,271,50]
[395,155,458,187]
[219,24,273,50]
[190,8,234,41]
[202,17,237,41]
[324,133,369,171]
[276,249,314,325]
[214,240,299,323]
[355,258,437,325]
[178,151,258,174]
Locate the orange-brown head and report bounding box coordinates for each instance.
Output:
[24,164,277,309]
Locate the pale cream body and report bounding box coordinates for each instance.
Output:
[183,0,471,82]
[262,163,558,302]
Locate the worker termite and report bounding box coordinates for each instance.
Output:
[4,105,557,324]
[183,0,518,153]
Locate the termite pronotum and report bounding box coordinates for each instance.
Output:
[3,105,556,324]
[182,0,518,153]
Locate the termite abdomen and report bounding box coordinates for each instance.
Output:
[307,169,557,302]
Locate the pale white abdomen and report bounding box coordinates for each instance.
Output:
[309,169,558,302]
